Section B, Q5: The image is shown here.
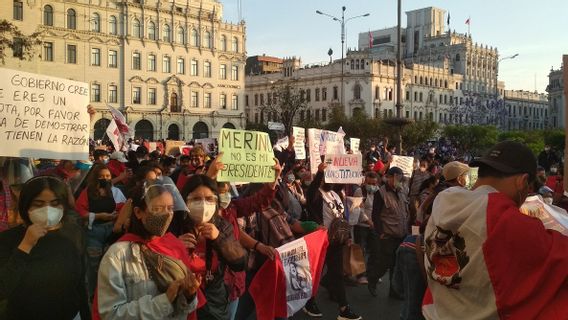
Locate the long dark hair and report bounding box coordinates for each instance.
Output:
[125,166,156,198]
[87,164,112,199]
[19,175,70,225]
[181,174,218,200]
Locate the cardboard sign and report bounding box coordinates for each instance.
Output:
[292,126,306,160]
[350,138,360,154]
[195,138,217,155]
[218,128,275,183]
[391,155,414,178]
[308,128,322,174]
[465,167,479,190]
[268,121,285,131]
[320,129,345,155]
[0,68,90,160]
[324,153,364,184]
[165,140,186,156]
[274,136,289,152]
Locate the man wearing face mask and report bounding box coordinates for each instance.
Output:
[422,141,568,319]
[408,158,432,226]
[368,166,409,297]
[537,144,559,172]
[353,172,378,285]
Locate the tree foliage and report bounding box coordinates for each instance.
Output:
[262,84,308,135]
[399,120,439,151]
[0,19,42,64]
[443,125,498,156]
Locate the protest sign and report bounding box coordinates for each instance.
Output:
[465,167,479,189]
[0,68,90,160]
[218,128,276,183]
[180,145,192,156]
[324,153,363,184]
[350,138,360,154]
[391,155,414,178]
[195,138,217,155]
[268,121,285,131]
[165,140,186,156]
[320,129,345,155]
[520,196,568,236]
[307,128,322,174]
[292,126,306,160]
[274,136,289,152]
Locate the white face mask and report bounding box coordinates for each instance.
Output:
[544,197,553,205]
[188,200,216,224]
[29,206,63,228]
[219,192,232,209]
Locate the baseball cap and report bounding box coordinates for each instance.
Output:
[387,166,404,176]
[442,161,470,181]
[470,140,537,180]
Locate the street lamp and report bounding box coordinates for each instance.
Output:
[316,7,370,113]
[495,53,519,96]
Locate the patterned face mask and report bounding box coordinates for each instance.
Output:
[143,212,173,236]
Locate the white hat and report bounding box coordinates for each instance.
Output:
[110,151,128,163]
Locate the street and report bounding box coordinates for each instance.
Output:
[291,278,401,320]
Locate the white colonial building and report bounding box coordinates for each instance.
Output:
[548,65,565,128]
[503,90,549,130]
[2,0,246,141]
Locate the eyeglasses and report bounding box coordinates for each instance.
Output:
[148,205,175,214]
[187,195,218,205]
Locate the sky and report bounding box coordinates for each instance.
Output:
[221,0,567,93]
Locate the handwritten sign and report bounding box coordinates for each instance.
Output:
[391,155,414,178]
[324,153,363,184]
[165,140,186,156]
[218,128,275,183]
[274,136,289,152]
[350,138,360,154]
[320,129,345,155]
[195,138,217,155]
[268,121,285,131]
[465,167,479,190]
[292,126,306,160]
[0,68,90,160]
[308,128,322,174]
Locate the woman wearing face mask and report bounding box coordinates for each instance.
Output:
[94,182,200,320]
[180,174,246,320]
[76,164,127,298]
[0,176,89,320]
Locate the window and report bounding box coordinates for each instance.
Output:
[133,87,141,104]
[177,58,185,74]
[148,54,156,71]
[132,52,141,70]
[191,91,198,108]
[163,24,171,42]
[109,16,117,35]
[91,84,101,102]
[254,94,258,106]
[177,27,185,44]
[322,87,327,101]
[306,89,311,102]
[91,48,101,66]
[204,31,211,48]
[231,95,238,110]
[315,88,320,101]
[67,44,77,64]
[191,29,198,46]
[333,86,338,100]
[405,91,410,101]
[148,21,156,40]
[419,92,423,102]
[260,94,264,105]
[245,95,249,107]
[353,84,361,100]
[315,109,320,121]
[162,56,171,73]
[91,13,101,32]
[220,94,227,109]
[231,65,238,81]
[204,61,211,77]
[108,85,117,103]
[13,1,23,20]
[219,64,227,79]
[67,9,76,29]
[414,92,417,101]
[232,37,239,52]
[148,88,156,105]
[191,60,198,76]
[204,93,212,108]
[43,5,53,26]
[220,35,227,51]
[43,42,53,61]
[132,19,141,38]
[108,50,117,68]
[322,109,327,121]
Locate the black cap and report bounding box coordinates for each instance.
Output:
[387,166,404,176]
[470,140,536,180]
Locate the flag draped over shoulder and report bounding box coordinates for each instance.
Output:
[249,230,329,320]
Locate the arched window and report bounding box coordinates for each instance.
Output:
[168,124,180,140]
[67,9,76,29]
[147,21,156,40]
[132,18,141,38]
[220,35,227,51]
[191,29,198,46]
[355,59,360,70]
[192,121,209,139]
[455,53,461,61]
[177,26,185,44]
[109,15,117,35]
[135,120,154,140]
[163,24,171,42]
[353,84,361,100]
[43,5,53,26]
[232,36,238,52]
[170,92,179,112]
[350,59,354,70]
[204,31,211,48]
[91,13,101,32]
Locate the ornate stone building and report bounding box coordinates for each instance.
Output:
[504,90,549,130]
[2,0,246,141]
[548,65,565,128]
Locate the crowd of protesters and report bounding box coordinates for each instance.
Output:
[0,127,567,320]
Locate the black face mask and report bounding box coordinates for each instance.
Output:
[98,179,111,188]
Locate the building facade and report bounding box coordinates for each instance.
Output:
[245,54,283,75]
[548,65,565,128]
[2,0,246,141]
[504,90,549,130]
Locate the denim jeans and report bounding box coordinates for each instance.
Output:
[392,241,426,320]
[86,221,114,300]
[227,298,239,320]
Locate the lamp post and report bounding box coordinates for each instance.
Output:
[495,53,519,97]
[316,7,369,114]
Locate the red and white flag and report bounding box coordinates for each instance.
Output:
[105,119,123,152]
[107,105,130,135]
[369,31,373,48]
[465,17,470,25]
[249,230,329,320]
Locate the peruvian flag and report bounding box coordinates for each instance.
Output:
[249,230,329,320]
[107,105,131,135]
[369,31,373,48]
[106,119,123,152]
[465,17,470,25]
